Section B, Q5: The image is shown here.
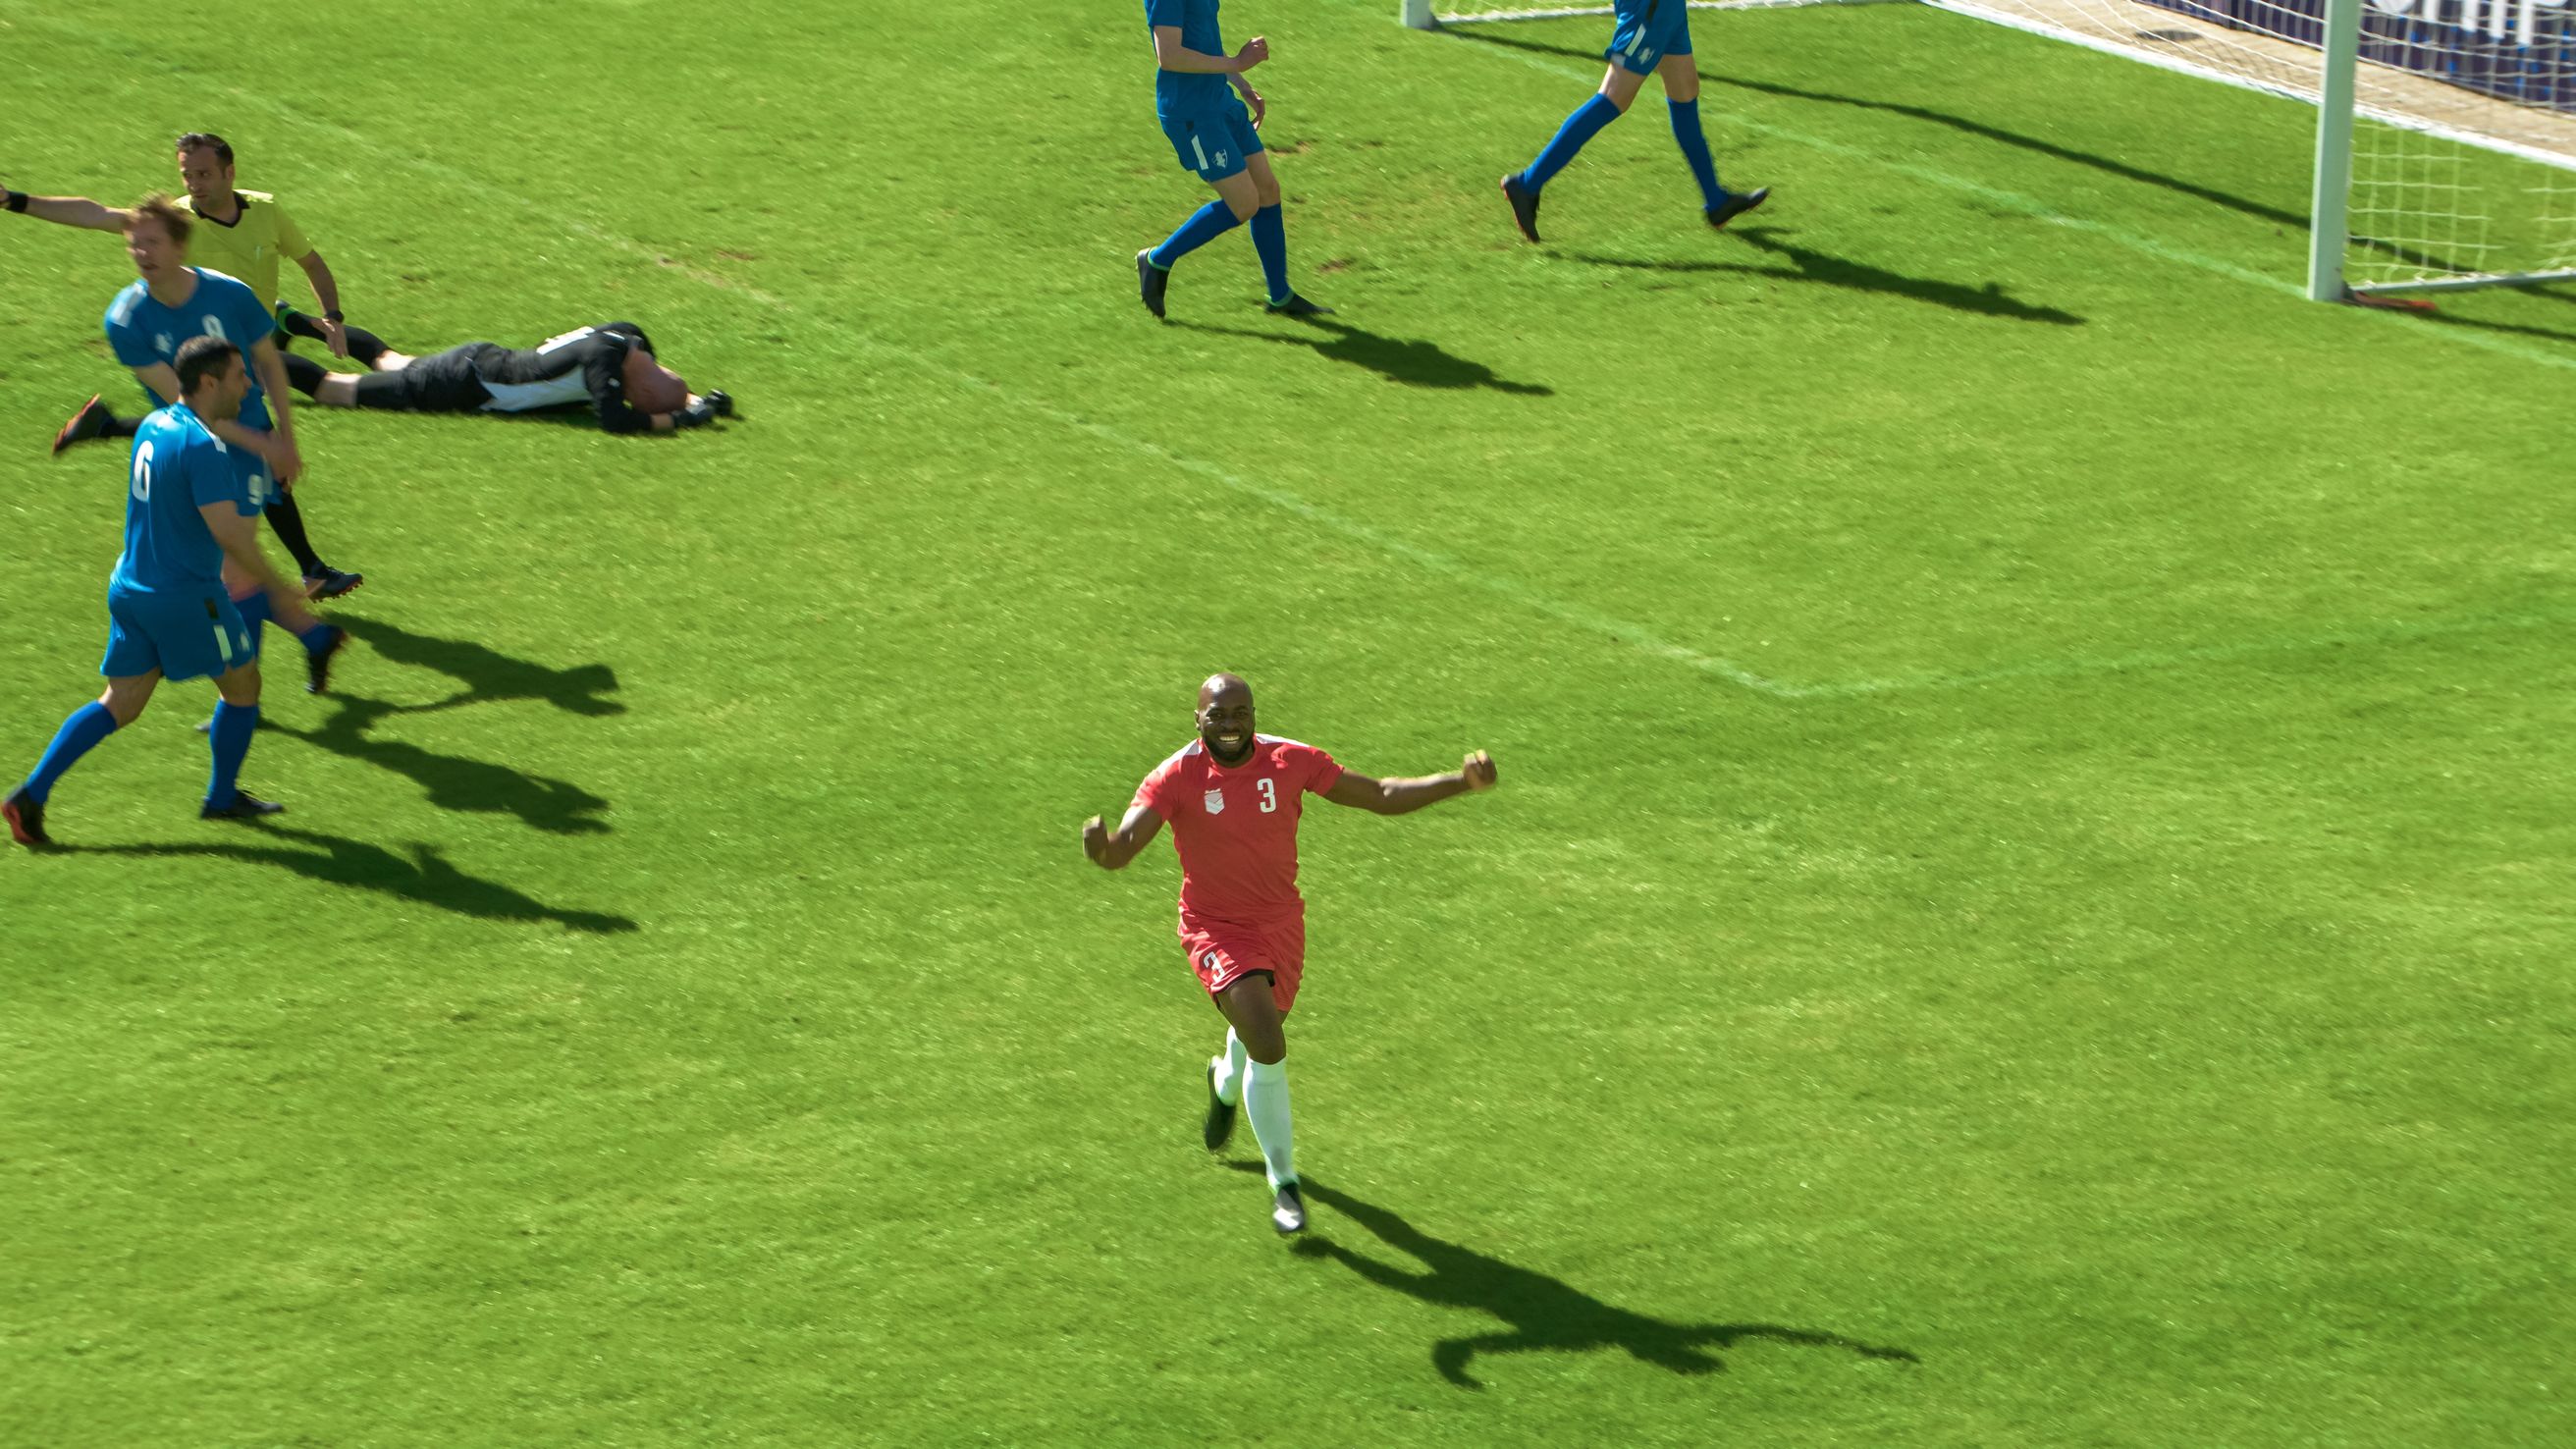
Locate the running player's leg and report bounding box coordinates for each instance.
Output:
[241,450,356,599]
[7,668,158,846]
[1215,972,1295,1177]
[51,395,137,455]
[226,552,349,690]
[1141,108,1261,318]
[1502,5,1662,241]
[203,656,280,819]
[1658,48,1767,227]
[1243,151,1329,316]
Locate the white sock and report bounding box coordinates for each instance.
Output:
[1210,1029,1249,1107]
[1243,1059,1296,1189]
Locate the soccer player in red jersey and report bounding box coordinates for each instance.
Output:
[1082,672,1498,1234]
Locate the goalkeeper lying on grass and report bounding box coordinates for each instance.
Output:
[280,321,734,435]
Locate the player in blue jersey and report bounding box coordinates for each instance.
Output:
[5,338,319,848]
[98,198,352,685]
[1134,0,1330,321]
[5,188,365,598]
[1497,0,1770,244]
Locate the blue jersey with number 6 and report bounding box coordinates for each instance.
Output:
[103,269,277,430]
[114,403,248,595]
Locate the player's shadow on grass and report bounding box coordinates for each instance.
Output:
[1247,1168,1918,1390]
[67,825,636,934]
[1171,318,1552,394]
[275,694,613,835]
[334,616,623,718]
[1569,228,2084,324]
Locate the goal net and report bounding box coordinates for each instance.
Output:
[1406,0,2576,298]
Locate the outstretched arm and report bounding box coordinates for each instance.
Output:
[2,187,132,233]
[1082,804,1165,871]
[1321,751,1498,816]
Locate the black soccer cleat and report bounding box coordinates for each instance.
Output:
[201,789,286,822]
[1264,294,1334,319]
[1271,1181,1308,1235]
[303,624,349,694]
[705,389,736,418]
[53,396,117,456]
[1500,173,1542,244]
[301,567,364,601]
[4,787,51,848]
[1136,249,1171,321]
[1204,1061,1239,1154]
[1705,187,1771,232]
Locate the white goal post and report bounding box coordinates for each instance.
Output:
[1405,0,2576,301]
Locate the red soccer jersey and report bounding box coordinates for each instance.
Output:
[1132,734,1345,926]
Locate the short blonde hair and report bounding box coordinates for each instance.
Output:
[127,192,192,247]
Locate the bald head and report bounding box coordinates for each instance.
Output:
[1195,673,1257,765]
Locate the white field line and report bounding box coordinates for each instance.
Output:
[33,13,2563,699]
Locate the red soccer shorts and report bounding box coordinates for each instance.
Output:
[1180,913,1307,1014]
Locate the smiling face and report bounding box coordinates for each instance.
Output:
[1196,673,1257,767]
[176,144,234,212]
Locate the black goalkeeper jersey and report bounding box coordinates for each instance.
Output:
[382,321,661,432]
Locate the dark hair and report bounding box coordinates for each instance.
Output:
[175,132,235,167]
[128,192,192,247]
[174,336,242,396]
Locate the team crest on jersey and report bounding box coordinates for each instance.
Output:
[1204,788,1226,815]
[155,333,174,356]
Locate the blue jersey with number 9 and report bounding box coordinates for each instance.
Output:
[103,268,278,431]
[114,403,250,595]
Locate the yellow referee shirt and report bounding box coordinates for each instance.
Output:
[183,189,313,309]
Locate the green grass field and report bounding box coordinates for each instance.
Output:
[4,0,2572,1443]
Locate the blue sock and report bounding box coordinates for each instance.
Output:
[1522,93,1624,192]
[21,701,119,805]
[296,620,339,656]
[1251,205,1291,304]
[1668,98,1726,209]
[206,700,258,810]
[1150,200,1244,270]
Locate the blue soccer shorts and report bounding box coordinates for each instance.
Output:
[101,585,255,682]
[1160,96,1263,183]
[1607,0,1694,74]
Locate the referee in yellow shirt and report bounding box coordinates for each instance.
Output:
[8,133,373,597]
